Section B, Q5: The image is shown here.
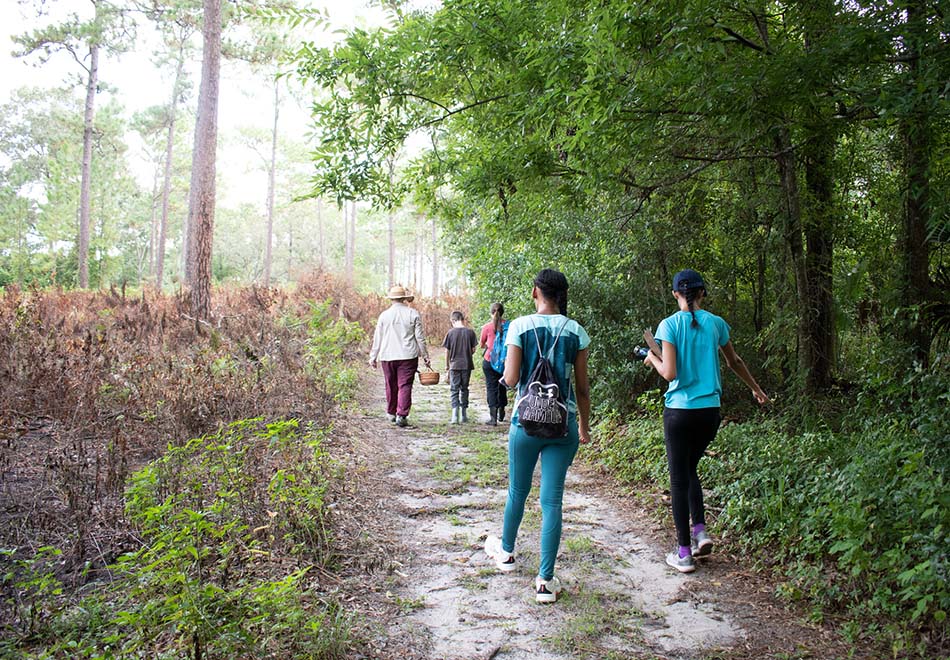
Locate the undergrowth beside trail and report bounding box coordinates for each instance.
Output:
[588,355,950,658]
[4,419,352,659]
[0,272,457,657]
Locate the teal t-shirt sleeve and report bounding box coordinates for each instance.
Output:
[506,317,526,349]
[717,316,731,346]
[655,318,674,345]
[576,323,591,350]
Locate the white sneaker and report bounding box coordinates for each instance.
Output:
[665,550,696,573]
[484,535,517,572]
[535,575,562,603]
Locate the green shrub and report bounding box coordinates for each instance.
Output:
[4,419,354,659]
[302,301,366,404]
[588,394,949,652]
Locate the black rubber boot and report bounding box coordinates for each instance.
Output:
[487,407,498,426]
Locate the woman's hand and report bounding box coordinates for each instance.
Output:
[752,388,771,405]
[579,428,592,445]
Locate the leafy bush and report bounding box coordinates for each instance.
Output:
[2,419,354,659]
[302,300,366,405]
[588,374,949,654]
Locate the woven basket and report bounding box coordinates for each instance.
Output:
[418,369,440,386]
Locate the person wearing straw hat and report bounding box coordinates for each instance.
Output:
[369,285,431,427]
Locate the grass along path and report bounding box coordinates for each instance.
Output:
[356,354,744,660]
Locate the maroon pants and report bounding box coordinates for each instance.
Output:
[381,358,419,417]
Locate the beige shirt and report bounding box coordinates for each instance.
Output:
[369,302,430,362]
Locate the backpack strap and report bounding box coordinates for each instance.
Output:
[529,317,570,360]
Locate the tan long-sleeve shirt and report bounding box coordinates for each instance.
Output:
[369,302,430,362]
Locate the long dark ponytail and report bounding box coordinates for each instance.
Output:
[490,302,504,335]
[683,287,701,328]
[534,269,569,316]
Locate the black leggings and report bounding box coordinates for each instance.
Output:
[482,360,508,410]
[663,407,722,547]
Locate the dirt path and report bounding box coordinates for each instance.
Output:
[344,360,847,660]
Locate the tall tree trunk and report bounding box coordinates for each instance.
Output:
[345,200,355,283]
[801,131,835,391]
[773,127,811,376]
[799,1,837,391]
[187,0,222,319]
[388,210,395,287]
[77,43,99,288]
[148,164,160,280]
[899,0,932,364]
[316,197,324,268]
[156,44,185,290]
[411,216,419,292]
[431,215,438,296]
[263,77,279,286]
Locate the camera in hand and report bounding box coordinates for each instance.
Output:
[633,346,650,361]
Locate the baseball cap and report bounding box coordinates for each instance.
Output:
[672,269,706,292]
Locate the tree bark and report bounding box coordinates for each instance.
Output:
[187,0,222,319]
[156,43,185,290]
[345,200,356,283]
[263,77,279,286]
[77,42,99,288]
[388,209,395,287]
[801,130,836,391]
[148,164,160,280]
[773,127,810,373]
[799,0,837,391]
[316,197,324,268]
[898,0,932,364]
[431,214,438,296]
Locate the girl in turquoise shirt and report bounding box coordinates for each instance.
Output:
[483,269,591,603]
[645,269,769,573]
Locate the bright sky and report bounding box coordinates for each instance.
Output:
[0,1,393,207]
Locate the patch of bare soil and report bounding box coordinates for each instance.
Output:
[333,361,866,660]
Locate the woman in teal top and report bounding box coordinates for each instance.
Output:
[645,269,769,573]
[483,269,591,603]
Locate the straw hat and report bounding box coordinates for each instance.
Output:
[386,285,415,302]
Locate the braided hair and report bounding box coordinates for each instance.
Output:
[683,286,702,328]
[673,268,707,329]
[534,268,569,316]
[490,302,505,335]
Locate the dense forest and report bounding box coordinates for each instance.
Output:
[0,0,947,657]
[298,0,948,652]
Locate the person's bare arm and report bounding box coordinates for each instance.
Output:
[574,348,591,444]
[720,341,770,404]
[502,345,522,392]
[644,340,677,381]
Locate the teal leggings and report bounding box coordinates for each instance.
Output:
[501,419,579,580]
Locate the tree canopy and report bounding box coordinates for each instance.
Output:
[295,0,949,399]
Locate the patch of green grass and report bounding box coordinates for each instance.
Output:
[426,430,508,488]
[564,535,596,554]
[520,507,542,531]
[390,593,426,613]
[458,573,489,592]
[543,585,645,659]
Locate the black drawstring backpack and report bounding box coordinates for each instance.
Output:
[514,320,569,438]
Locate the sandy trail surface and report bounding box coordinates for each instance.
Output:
[343,361,846,659]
